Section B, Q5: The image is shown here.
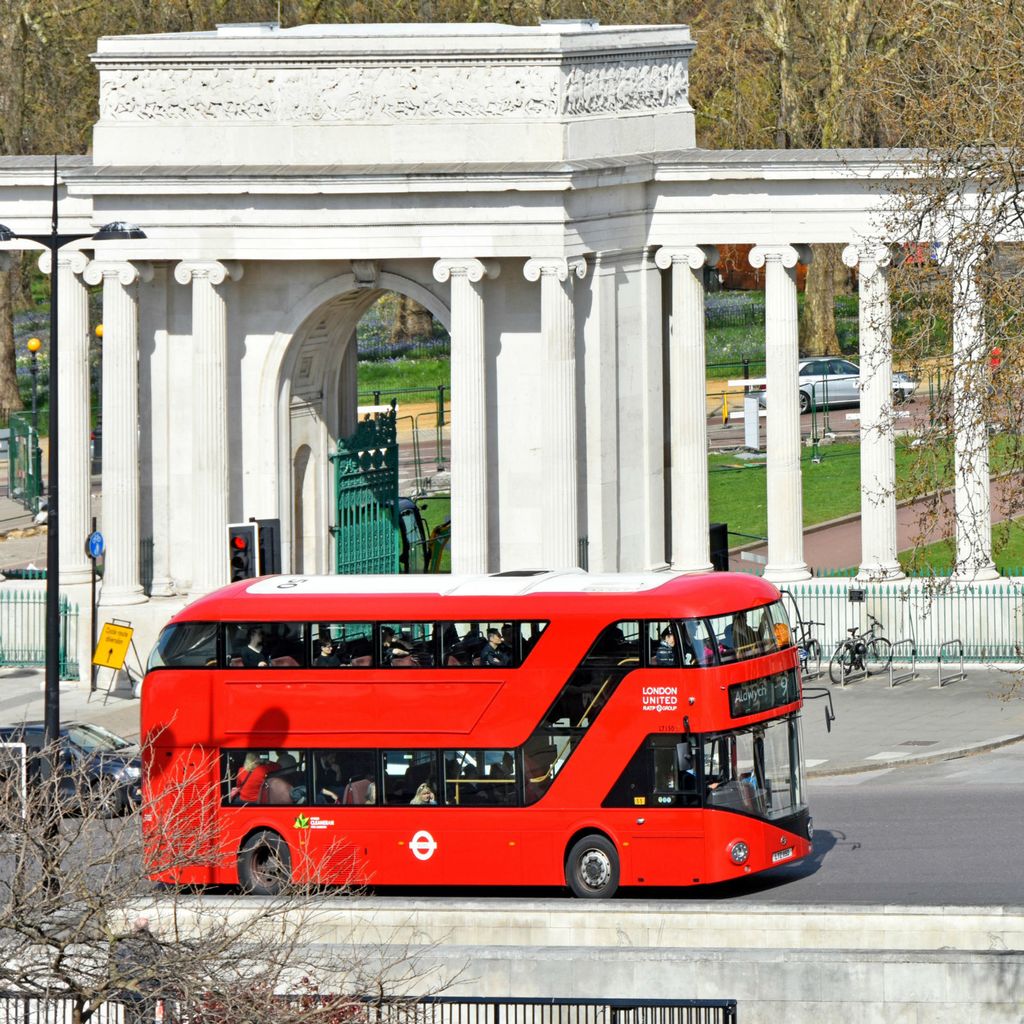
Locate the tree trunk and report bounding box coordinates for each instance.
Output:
[389,296,434,347]
[0,269,24,415]
[800,243,842,356]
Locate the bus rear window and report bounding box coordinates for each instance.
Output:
[148,623,217,670]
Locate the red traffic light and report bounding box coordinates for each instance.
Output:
[232,535,249,550]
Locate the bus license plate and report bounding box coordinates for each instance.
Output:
[772,848,794,864]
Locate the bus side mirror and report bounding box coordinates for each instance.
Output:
[675,742,693,773]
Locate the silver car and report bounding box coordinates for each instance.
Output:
[757,357,918,414]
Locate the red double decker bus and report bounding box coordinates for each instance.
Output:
[142,570,812,898]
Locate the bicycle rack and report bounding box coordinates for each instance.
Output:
[887,639,918,688]
[937,639,966,687]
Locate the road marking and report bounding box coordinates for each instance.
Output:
[804,759,829,768]
[865,751,911,761]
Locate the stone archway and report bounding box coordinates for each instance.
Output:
[262,267,451,574]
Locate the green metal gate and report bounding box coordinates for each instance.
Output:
[8,412,42,513]
[330,404,400,574]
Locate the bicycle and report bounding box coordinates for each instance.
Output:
[828,613,893,684]
[794,619,824,677]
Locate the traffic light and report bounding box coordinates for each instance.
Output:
[227,523,258,582]
[254,517,281,575]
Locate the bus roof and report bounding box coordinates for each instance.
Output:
[173,570,783,622]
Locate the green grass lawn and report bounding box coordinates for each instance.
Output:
[710,440,1024,573]
[358,358,450,396]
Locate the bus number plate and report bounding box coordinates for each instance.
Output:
[771,848,794,863]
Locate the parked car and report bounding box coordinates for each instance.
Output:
[756,357,918,414]
[0,721,141,816]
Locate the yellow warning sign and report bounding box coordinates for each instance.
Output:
[93,623,134,670]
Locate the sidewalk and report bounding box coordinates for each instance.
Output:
[0,663,1021,775]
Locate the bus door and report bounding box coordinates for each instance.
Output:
[439,749,521,885]
[628,739,704,887]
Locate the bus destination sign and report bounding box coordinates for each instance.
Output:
[728,670,799,719]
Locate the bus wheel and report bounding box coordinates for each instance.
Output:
[238,830,291,895]
[565,834,619,899]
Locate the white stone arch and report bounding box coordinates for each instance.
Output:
[259,268,451,573]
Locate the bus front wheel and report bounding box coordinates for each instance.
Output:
[565,834,619,899]
[238,830,291,895]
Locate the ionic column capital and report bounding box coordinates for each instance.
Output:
[523,256,587,283]
[174,259,243,286]
[749,244,812,270]
[84,259,153,287]
[842,243,895,275]
[433,258,500,284]
[655,245,719,271]
[38,250,90,276]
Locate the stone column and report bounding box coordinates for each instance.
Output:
[842,244,904,581]
[657,245,719,574]
[85,260,153,606]
[950,251,999,580]
[174,260,243,598]
[432,258,499,574]
[524,257,587,569]
[39,251,92,586]
[749,244,812,582]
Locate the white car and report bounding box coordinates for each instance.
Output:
[756,357,918,414]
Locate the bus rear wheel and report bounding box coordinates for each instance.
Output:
[238,830,291,895]
[565,834,619,899]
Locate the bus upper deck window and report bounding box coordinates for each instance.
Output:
[148,623,217,670]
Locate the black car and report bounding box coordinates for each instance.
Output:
[0,721,141,816]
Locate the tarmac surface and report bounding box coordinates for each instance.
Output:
[0,660,1021,778]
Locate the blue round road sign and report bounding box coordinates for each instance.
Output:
[87,531,105,559]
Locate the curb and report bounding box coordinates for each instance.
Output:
[807,731,1024,778]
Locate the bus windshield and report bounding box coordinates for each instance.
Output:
[703,715,805,821]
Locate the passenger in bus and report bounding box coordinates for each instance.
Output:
[229,751,274,803]
[381,627,413,666]
[654,628,679,666]
[239,627,269,668]
[342,775,377,804]
[260,753,301,804]
[410,781,437,805]
[314,638,341,668]
[730,613,759,657]
[480,629,511,667]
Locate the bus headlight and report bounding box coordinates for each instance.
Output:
[807,817,814,840]
[728,840,749,865]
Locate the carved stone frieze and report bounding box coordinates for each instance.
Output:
[99,54,690,123]
[562,58,688,116]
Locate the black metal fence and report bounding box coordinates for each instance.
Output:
[0,995,737,1024]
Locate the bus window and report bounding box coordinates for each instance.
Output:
[381,749,438,805]
[444,749,518,806]
[314,624,373,667]
[313,749,376,805]
[225,623,306,668]
[223,748,306,805]
[380,623,435,667]
[679,618,714,666]
[710,601,792,663]
[602,735,701,809]
[648,621,679,667]
[148,622,217,669]
[441,622,515,667]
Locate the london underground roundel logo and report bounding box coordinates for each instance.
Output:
[409,830,438,861]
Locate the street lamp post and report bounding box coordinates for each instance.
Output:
[0,158,145,750]
[26,336,41,510]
